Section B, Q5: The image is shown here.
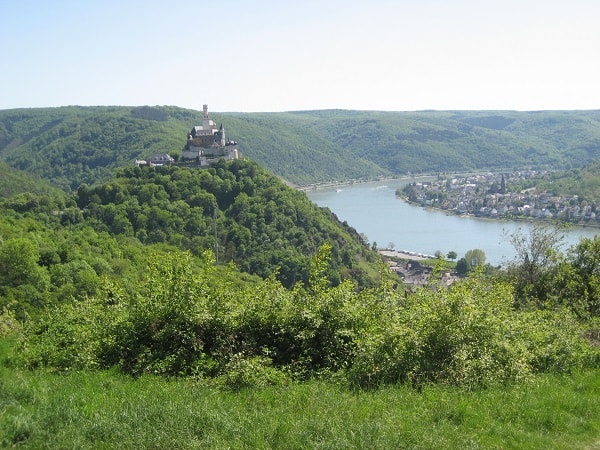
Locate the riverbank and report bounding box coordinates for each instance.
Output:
[295,177,395,192]
[398,195,600,230]
[295,169,518,193]
[295,175,438,192]
[398,172,600,229]
[379,249,435,261]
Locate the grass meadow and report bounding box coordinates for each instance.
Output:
[1,353,599,449]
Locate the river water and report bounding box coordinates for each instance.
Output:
[305,179,600,266]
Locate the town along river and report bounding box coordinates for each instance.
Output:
[305,179,600,266]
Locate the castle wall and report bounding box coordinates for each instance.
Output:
[183,145,239,161]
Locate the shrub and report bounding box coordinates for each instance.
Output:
[515,309,596,373]
[20,296,109,371]
[0,306,21,338]
[348,275,596,389]
[220,353,289,390]
[16,248,600,389]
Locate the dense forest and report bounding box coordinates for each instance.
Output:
[2,106,600,189]
[0,159,379,315]
[75,160,377,288]
[0,161,63,198]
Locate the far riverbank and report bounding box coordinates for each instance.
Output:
[400,196,600,230]
[398,172,600,229]
[295,169,519,193]
[295,175,437,192]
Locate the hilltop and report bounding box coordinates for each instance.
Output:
[2,106,600,190]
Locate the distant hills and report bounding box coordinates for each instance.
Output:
[1,106,600,190]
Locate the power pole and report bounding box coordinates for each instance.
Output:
[213,204,219,264]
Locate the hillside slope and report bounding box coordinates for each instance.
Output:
[275,109,600,175]
[75,159,378,287]
[0,161,65,198]
[0,106,195,190]
[2,106,600,189]
[0,158,379,293]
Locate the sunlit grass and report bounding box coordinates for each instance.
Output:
[1,359,599,449]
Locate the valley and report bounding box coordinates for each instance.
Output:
[1,105,600,449]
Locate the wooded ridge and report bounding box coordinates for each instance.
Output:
[2,106,600,190]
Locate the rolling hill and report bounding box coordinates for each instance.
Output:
[1,106,600,190]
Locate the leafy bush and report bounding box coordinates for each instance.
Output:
[21,296,109,370]
[0,306,21,339]
[514,309,597,373]
[348,275,595,389]
[18,248,600,388]
[219,353,289,390]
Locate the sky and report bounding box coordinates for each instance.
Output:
[1,0,599,112]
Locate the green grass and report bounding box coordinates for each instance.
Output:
[1,351,599,449]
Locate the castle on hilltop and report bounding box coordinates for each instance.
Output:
[182,104,239,165]
[136,104,239,167]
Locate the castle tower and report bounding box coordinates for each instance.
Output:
[219,123,226,146]
[202,104,211,131]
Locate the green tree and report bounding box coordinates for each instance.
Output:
[505,224,565,308]
[456,258,469,276]
[549,236,600,318]
[0,237,50,312]
[464,249,486,270]
[0,238,42,287]
[447,250,457,261]
[309,243,333,293]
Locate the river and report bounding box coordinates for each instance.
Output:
[305,179,600,266]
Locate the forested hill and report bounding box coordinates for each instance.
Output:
[0,106,196,191]
[0,159,379,303]
[2,106,600,189]
[77,159,379,287]
[278,109,600,177]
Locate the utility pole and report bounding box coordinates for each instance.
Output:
[213,204,219,264]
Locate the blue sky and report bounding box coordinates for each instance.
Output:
[1,0,599,112]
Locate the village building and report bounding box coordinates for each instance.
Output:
[147,153,174,166]
[400,171,600,227]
